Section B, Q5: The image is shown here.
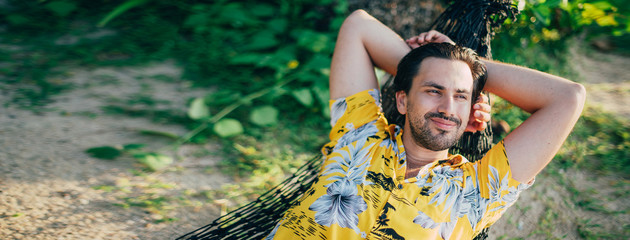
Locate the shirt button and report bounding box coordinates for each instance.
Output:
[398,184,403,189]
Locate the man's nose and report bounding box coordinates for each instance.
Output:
[437,96,455,116]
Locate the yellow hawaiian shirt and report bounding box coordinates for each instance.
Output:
[267,89,532,240]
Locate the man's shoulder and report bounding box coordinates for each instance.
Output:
[328,89,388,142]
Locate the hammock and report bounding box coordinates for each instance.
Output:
[177,1,518,239]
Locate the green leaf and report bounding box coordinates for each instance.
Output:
[532,4,552,25]
[214,119,244,137]
[292,88,314,107]
[590,1,616,11]
[230,54,268,65]
[322,105,331,119]
[250,105,279,126]
[98,0,149,27]
[250,4,275,17]
[243,32,279,51]
[206,90,242,105]
[295,71,321,83]
[134,153,173,171]
[46,1,77,17]
[86,146,122,160]
[218,3,257,26]
[123,144,145,150]
[304,54,331,73]
[268,19,287,33]
[595,15,618,27]
[312,85,330,107]
[258,47,296,70]
[295,30,331,53]
[188,97,210,120]
[6,15,29,25]
[184,13,210,28]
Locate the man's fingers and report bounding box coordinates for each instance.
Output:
[465,120,488,132]
[424,31,436,41]
[474,111,491,123]
[477,93,489,104]
[410,30,456,47]
[417,32,427,44]
[475,121,488,132]
[474,102,491,114]
[406,36,421,48]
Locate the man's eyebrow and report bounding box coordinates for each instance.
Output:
[422,81,471,94]
[422,81,445,90]
[456,88,471,94]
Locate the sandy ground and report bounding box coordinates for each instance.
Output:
[0,47,629,240]
[0,62,233,239]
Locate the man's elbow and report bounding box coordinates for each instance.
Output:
[342,9,372,29]
[348,9,370,20]
[566,82,586,114]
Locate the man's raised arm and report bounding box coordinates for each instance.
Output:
[329,10,410,99]
[483,60,586,183]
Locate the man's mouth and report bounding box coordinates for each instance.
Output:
[430,117,457,130]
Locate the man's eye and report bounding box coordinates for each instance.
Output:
[456,95,468,100]
[427,90,440,94]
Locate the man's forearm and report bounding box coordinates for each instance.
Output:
[482,60,585,114]
[329,10,411,99]
[482,59,586,182]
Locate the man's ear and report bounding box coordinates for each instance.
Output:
[395,91,407,115]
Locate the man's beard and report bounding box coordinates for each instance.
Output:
[408,111,465,151]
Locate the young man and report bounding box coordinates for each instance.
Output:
[266,10,585,240]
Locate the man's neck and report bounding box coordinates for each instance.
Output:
[401,131,450,179]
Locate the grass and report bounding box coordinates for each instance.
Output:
[3,2,628,238]
[577,219,630,240]
[93,173,181,223]
[490,37,630,239]
[553,106,630,178]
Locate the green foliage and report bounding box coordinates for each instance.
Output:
[491,96,530,142]
[86,146,122,160]
[213,119,244,138]
[578,219,630,239]
[250,105,279,127]
[187,97,211,120]
[499,0,628,46]
[138,130,180,140]
[86,144,174,172]
[292,88,315,107]
[98,0,149,27]
[133,152,174,171]
[45,1,78,17]
[555,107,630,177]
[93,174,181,223]
[1,0,346,110]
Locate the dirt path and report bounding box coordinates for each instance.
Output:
[573,48,630,119]
[1,49,628,240]
[0,62,232,239]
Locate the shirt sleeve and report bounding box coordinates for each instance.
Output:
[328,89,382,143]
[472,140,533,228]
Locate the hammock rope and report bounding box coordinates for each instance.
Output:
[177,1,518,239]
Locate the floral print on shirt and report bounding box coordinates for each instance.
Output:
[267,89,533,240]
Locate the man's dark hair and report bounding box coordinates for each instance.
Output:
[383,43,487,126]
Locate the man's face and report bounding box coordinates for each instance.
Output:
[396,57,474,151]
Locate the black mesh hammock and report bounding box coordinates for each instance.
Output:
[177,1,518,239]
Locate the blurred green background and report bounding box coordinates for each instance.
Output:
[1,0,628,238]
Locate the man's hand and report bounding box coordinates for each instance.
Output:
[466,94,491,132]
[405,30,455,48]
